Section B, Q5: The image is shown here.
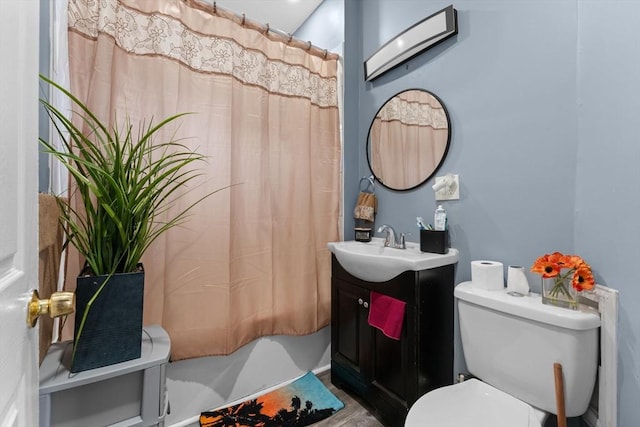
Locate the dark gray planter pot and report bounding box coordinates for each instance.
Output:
[71,264,144,373]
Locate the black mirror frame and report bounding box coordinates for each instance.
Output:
[366,88,452,192]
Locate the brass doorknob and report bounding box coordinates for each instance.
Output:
[27,290,75,327]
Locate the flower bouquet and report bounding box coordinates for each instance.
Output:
[531,252,595,309]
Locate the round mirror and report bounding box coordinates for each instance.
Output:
[366,89,451,191]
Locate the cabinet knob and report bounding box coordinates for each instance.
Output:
[358,298,363,305]
[363,302,369,309]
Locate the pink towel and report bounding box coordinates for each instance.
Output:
[367,291,406,340]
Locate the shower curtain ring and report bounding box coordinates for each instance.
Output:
[323,49,328,59]
[287,34,293,44]
[307,41,312,50]
[213,1,216,14]
[241,13,246,26]
[264,23,270,34]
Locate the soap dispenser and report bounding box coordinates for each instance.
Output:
[434,205,447,231]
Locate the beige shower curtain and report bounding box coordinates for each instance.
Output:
[62,0,341,359]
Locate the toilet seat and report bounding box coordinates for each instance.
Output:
[405,379,543,427]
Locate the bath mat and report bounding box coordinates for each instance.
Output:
[200,371,344,427]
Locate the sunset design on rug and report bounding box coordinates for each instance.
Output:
[200,372,344,427]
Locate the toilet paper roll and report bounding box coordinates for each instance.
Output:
[471,260,504,290]
[506,265,530,295]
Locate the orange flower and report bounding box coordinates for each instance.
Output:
[531,255,561,278]
[572,264,595,291]
[547,252,570,266]
[565,255,584,270]
[531,251,595,292]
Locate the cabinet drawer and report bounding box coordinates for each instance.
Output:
[331,256,417,304]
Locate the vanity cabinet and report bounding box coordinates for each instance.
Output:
[330,255,455,427]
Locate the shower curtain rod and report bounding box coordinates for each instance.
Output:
[184,0,339,60]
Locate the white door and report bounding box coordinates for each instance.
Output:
[0,1,41,426]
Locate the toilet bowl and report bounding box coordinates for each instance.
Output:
[405,281,600,427]
[405,379,545,427]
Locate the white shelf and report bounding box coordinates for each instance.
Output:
[39,325,171,427]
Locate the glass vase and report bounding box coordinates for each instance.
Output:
[541,275,578,310]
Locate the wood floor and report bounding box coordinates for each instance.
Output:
[315,370,385,427]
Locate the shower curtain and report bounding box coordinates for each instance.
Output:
[62,0,341,359]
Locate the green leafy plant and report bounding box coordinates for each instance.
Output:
[39,74,217,364]
[39,74,211,276]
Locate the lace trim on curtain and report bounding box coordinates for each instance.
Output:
[68,0,338,108]
[376,96,448,129]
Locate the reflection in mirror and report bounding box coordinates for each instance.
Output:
[367,89,451,191]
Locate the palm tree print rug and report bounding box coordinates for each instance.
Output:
[199,371,344,426]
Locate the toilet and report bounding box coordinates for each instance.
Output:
[405,281,601,427]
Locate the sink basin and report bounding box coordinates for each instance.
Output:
[327,237,459,282]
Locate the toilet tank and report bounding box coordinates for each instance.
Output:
[455,281,600,417]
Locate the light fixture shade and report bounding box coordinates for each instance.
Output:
[364,5,457,81]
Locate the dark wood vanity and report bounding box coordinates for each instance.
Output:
[330,255,456,427]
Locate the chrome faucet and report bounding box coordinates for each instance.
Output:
[377,224,407,249]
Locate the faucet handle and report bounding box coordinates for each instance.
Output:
[399,232,410,249]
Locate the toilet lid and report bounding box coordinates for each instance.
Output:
[405,379,542,427]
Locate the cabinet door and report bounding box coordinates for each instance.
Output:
[331,278,371,383]
[369,303,416,400]
[367,303,417,427]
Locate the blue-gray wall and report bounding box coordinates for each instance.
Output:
[295,0,344,55]
[343,1,638,425]
[575,3,640,425]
